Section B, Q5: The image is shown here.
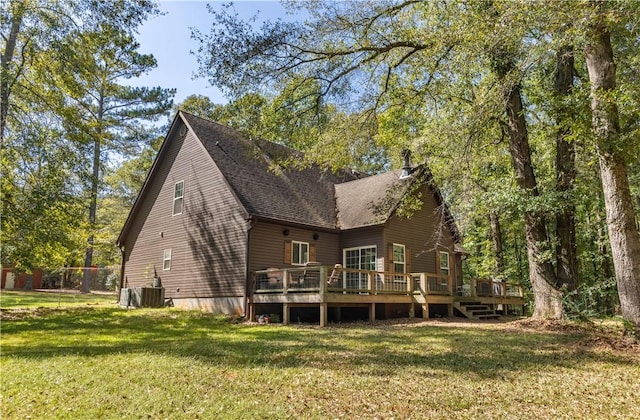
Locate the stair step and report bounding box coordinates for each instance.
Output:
[477,314,501,320]
[454,302,500,321]
[469,310,495,315]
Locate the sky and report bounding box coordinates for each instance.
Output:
[135,1,297,105]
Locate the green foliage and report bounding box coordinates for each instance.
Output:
[561,277,619,320]
[1,0,173,270]
[176,90,388,173]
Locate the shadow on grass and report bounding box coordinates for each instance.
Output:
[1,307,635,379]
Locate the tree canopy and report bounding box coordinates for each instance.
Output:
[1,0,174,273]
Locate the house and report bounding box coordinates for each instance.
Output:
[1,266,44,290]
[117,111,523,324]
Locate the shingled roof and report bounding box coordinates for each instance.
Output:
[335,169,411,229]
[181,112,358,229]
[119,112,461,244]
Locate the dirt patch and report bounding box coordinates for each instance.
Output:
[304,317,640,354]
[508,318,639,354]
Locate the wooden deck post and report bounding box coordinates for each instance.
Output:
[369,303,375,322]
[283,303,290,325]
[282,269,289,294]
[248,300,255,323]
[319,266,327,297]
[422,303,429,319]
[448,304,454,318]
[320,303,327,327]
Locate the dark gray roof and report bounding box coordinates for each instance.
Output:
[182,112,356,229]
[118,111,461,245]
[335,169,411,229]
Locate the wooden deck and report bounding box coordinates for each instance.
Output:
[250,266,524,326]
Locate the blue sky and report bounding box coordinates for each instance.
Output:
[135,1,297,105]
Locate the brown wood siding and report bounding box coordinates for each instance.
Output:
[383,185,456,275]
[249,222,340,272]
[339,227,385,270]
[122,121,248,299]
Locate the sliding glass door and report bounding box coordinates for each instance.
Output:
[343,246,377,290]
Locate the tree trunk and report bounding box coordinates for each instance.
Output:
[554,45,579,292]
[0,1,25,142]
[82,95,104,293]
[503,82,563,319]
[585,14,640,330]
[81,135,99,293]
[489,211,504,277]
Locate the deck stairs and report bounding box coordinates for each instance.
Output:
[454,301,500,320]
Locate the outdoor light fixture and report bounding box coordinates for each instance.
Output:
[283,229,290,236]
[399,149,417,180]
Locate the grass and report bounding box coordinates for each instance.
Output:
[0,290,117,309]
[1,298,638,419]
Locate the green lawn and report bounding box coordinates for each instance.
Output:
[1,306,638,419]
[0,290,117,309]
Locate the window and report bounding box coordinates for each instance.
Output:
[393,244,406,273]
[344,246,377,289]
[292,241,309,266]
[439,251,450,276]
[163,249,172,271]
[173,181,184,215]
[392,244,406,282]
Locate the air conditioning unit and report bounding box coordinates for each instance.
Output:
[120,287,164,308]
[133,287,165,307]
[119,288,132,307]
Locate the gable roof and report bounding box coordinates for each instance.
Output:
[181,112,356,229]
[118,112,461,245]
[335,169,410,229]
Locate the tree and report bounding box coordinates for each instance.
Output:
[194,0,567,317]
[177,91,387,173]
[584,1,640,331]
[195,0,640,322]
[49,21,173,290]
[1,0,173,281]
[0,114,87,270]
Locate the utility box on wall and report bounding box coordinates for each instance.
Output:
[120,287,164,308]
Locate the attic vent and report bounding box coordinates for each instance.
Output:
[179,125,187,136]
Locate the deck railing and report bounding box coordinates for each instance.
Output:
[254,266,451,296]
[254,267,525,301]
[470,278,524,298]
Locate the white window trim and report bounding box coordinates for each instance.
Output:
[439,251,450,276]
[163,249,172,271]
[392,243,406,282]
[342,245,377,269]
[342,245,377,289]
[291,241,309,266]
[173,180,184,216]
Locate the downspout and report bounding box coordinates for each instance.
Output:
[244,217,257,318]
[118,245,126,300]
